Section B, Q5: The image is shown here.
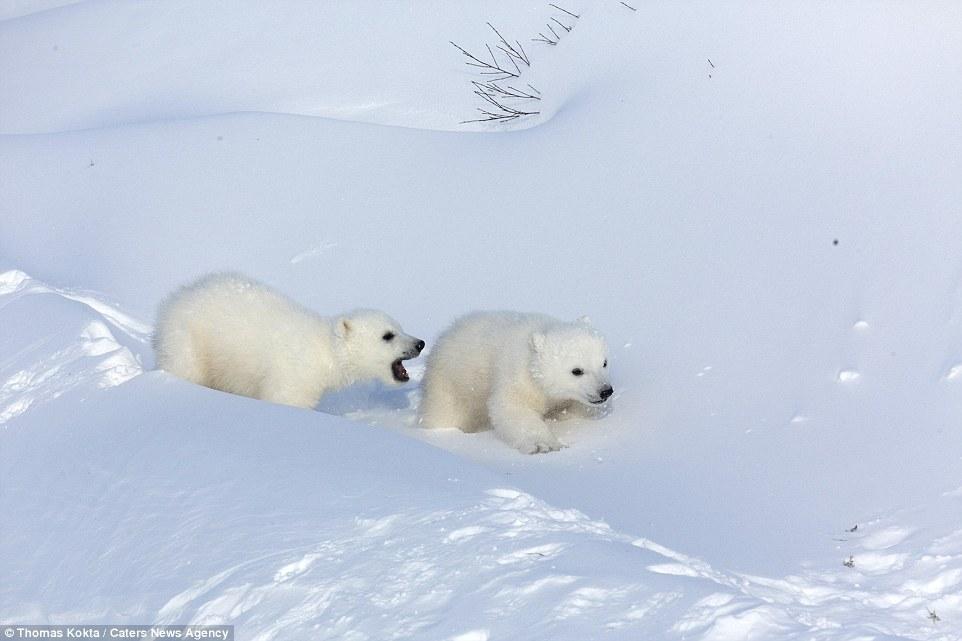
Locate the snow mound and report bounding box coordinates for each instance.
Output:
[0,1,631,134]
[0,371,731,639]
[0,270,147,425]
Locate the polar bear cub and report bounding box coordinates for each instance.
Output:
[418,311,613,454]
[154,273,424,408]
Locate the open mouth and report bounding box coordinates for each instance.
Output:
[391,359,410,383]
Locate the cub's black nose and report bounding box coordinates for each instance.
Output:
[599,386,614,400]
[414,339,425,353]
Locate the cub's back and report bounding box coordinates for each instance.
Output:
[427,311,553,395]
[156,273,317,374]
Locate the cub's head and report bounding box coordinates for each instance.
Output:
[335,310,424,385]
[530,320,613,406]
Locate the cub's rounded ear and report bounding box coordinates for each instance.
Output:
[335,317,352,338]
[576,315,592,326]
[530,332,546,352]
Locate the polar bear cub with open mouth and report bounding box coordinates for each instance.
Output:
[418,311,613,454]
[154,273,424,409]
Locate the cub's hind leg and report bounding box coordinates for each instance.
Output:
[419,376,484,432]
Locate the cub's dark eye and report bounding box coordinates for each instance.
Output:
[571,368,584,376]
[382,332,395,342]
[603,360,607,368]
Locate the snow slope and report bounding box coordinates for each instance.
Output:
[2,272,960,640]
[2,1,962,639]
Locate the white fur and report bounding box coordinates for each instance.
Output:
[153,273,422,408]
[419,311,612,454]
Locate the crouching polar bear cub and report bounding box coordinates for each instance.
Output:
[418,311,613,454]
[153,273,424,408]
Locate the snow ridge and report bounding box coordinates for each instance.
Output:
[0,270,146,425]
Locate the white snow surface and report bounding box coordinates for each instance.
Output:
[2,1,962,639]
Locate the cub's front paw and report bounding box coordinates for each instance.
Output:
[518,435,565,455]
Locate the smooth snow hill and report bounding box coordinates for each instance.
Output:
[2,1,962,639]
[0,1,599,133]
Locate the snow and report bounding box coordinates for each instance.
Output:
[2,1,962,639]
